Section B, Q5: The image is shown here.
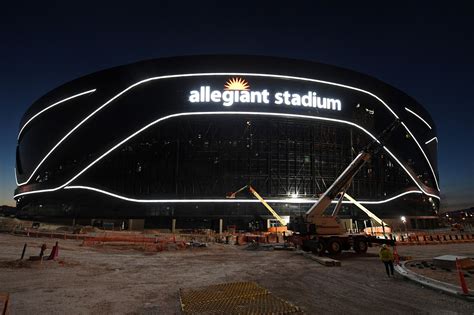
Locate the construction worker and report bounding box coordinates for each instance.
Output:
[379,244,394,277]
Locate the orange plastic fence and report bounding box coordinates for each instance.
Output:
[7,228,474,247]
[394,232,474,245]
[8,229,187,251]
[80,232,187,251]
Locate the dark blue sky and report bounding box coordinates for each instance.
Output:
[1,1,473,210]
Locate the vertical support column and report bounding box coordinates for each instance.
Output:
[219,219,223,235]
[267,219,271,230]
[128,219,144,231]
[172,218,176,233]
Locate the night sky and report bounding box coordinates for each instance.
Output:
[1,1,473,210]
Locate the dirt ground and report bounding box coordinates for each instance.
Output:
[406,259,474,288]
[0,233,473,315]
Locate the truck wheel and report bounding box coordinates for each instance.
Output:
[317,241,325,255]
[327,239,342,255]
[353,238,368,253]
[303,239,319,253]
[312,241,325,255]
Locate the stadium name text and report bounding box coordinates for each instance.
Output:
[188,86,342,111]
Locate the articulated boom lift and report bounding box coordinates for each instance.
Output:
[227,185,288,228]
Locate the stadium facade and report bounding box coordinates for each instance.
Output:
[14,56,440,229]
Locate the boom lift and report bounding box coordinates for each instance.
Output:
[227,185,288,230]
[289,120,400,255]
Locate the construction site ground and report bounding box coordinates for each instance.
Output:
[0,233,473,314]
[405,259,474,289]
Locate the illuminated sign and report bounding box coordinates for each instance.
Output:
[189,77,341,111]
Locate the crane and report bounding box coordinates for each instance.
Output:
[289,119,400,254]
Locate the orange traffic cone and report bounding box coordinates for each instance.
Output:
[456,258,469,295]
[48,241,59,260]
[393,245,400,265]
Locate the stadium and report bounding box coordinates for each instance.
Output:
[14,55,440,230]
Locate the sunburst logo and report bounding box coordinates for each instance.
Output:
[224,77,250,91]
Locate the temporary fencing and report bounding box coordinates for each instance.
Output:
[392,232,474,246]
[81,232,187,252]
[4,225,474,248]
[6,228,187,252]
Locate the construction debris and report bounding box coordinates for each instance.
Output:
[245,242,295,251]
[300,251,341,267]
[20,243,27,260]
[29,244,47,261]
[433,255,474,270]
[187,241,208,248]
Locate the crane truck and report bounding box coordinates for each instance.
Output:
[288,120,401,255]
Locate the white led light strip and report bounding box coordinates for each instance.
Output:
[16,72,401,187]
[63,185,425,205]
[382,146,439,200]
[401,122,440,191]
[401,108,440,189]
[17,89,96,140]
[425,137,438,145]
[404,107,432,130]
[13,111,439,200]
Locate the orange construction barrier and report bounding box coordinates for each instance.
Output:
[393,246,400,265]
[48,241,59,260]
[268,226,287,233]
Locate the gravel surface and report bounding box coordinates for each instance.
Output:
[405,259,474,288]
[0,233,473,314]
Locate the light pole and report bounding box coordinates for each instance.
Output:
[401,216,407,235]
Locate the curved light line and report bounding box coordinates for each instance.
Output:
[64,185,424,205]
[401,122,440,191]
[382,146,440,200]
[14,111,438,200]
[401,107,439,189]
[360,190,423,204]
[16,71,401,187]
[425,137,438,145]
[404,107,432,130]
[17,89,96,140]
[14,168,19,186]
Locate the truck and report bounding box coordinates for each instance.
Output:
[287,120,401,255]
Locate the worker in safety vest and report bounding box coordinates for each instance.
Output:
[379,244,394,277]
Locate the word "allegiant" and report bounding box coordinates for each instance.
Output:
[189,86,341,111]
